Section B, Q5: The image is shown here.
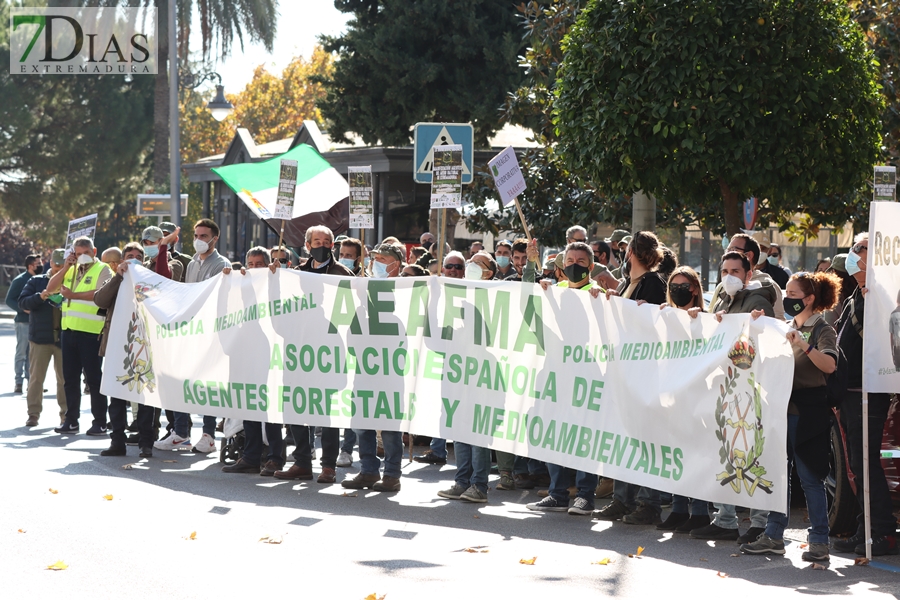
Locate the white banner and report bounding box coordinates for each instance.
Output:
[101,267,794,511]
[864,201,900,392]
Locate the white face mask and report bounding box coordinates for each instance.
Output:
[193,239,209,254]
[465,263,484,281]
[77,253,94,265]
[722,274,744,297]
[757,251,768,265]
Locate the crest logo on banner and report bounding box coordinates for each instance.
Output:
[116,308,156,393]
[715,335,772,497]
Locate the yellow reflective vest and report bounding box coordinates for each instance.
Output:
[61,260,110,334]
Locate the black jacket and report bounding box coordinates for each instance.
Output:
[836,286,865,390]
[760,261,789,288]
[18,274,61,346]
[616,270,668,305]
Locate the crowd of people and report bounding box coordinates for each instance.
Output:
[5,218,897,560]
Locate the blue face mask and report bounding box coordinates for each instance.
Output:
[845,250,862,276]
[144,244,159,259]
[767,255,779,266]
[363,257,371,268]
[372,261,389,279]
[496,256,510,269]
[127,258,142,266]
[339,257,356,270]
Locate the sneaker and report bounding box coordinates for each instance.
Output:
[622,503,661,525]
[460,485,488,503]
[191,433,216,453]
[674,514,711,534]
[526,495,568,512]
[54,423,79,434]
[154,433,189,451]
[413,451,446,465]
[690,523,739,541]
[336,451,353,468]
[657,511,691,531]
[568,496,595,516]
[85,425,108,436]
[740,533,786,555]
[437,484,468,500]
[832,532,864,553]
[802,542,830,562]
[737,526,767,545]
[496,471,516,491]
[592,498,632,521]
[856,535,900,556]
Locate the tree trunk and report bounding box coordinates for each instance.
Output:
[719,178,742,236]
[152,0,170,189]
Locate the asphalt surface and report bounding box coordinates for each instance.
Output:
[0,320,898,599]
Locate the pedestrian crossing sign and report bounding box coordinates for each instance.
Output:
[414,123,474,184]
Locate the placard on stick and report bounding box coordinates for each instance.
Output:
[430,145,463,209]
[64,213,98,256]
[487,146,531,240]
[348,166,374,229]
[874,166,896,201]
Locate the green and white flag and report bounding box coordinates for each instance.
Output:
[212,144,348,221]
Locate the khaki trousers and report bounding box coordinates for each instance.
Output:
[27,342,66,422]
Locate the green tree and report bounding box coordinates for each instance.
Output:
[319,0,525,147]
[554,0,884,236]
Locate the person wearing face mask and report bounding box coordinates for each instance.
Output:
[605,229,631,275]
[337,237,364,276]
[141,225,184,281]
[740,270,840,562]
[155,219,230,454]
[369,243,404,279]
[755,237,789,288]
[831,234,899,557]
[709,233,785,320]
[768,243,792,276]
[493,240,514,279]
[46,237,113,436]
[692,251,775,543]
[595,231,667,525]
[609,234,633,280]
[464,251,497,281]
[17,249,67,427]
[6,253,43,395]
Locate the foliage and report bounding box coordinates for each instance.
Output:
[319,0,525,147]
[0,219,36,265]
[554,0,885,235]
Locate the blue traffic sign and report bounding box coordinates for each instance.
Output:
[413,122,474,184]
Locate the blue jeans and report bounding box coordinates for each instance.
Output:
[14,322,29,386]
[765,414,830,543]
[172,412,217,438]
[341,428,357,454]
[547,463,598,503]
[672,495,709,516]
[614,481,660,511]
[712,505,768,529]
[355,429,402,478]
[453,442,491,493]
[429,437,447,459]
[243,420,284,466]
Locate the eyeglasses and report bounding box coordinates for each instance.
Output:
[769,253,780,258]
[851,243,868,253]
[571,238,586,243]
[444,263,464,270]
[277,258,288,264]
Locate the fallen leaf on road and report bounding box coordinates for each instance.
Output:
[730,554,740,558]
[341,492,358,498]
[519,557,537,565]
[364,594,386,600]
[184,531,197,541]
[700,558,708,562]
[637,546,644,556]
[811,563,827,570]
[18,529,26,533]
[46,560,67,571]
[162,460,177,463]
[102,494,113,501]
[258,535,283,544]
[717,572,729,578]
[473,515,480,519]
[592,558,611,565]
[854,557,870,566]
[48,488,58,494]
[122,464,135,470]
[800,543,808,549]
[464,547,489,553]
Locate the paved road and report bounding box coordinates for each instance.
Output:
[0,320,898,599]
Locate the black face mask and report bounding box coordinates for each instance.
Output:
[32,264,44,275]
[669,284,693,308]
[422,240,434,251]
[783,296,807,317]
[563,264,590,285]
[310,246,332,264]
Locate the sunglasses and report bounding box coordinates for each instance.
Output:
[277,258,288,264]
[444,263,464,270]
[669,282,692,293]
[851,243,868,254]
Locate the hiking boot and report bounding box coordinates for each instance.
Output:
[412,451,446,465]
[513,473,535,489]
[832,532,865,553]
[460,485,488,503]
[802,543,830,562]
[341,472,381,489]
[622,503,661,525]
[592,499,632,521]
[222,458,260,473]
[690,523,739,541]
[568,496,595,516]
[260,460,282,477]
[100,445,126,457]
[374,476,401,492]
[675,514,710,533]
[856,535,900,556]
[14,384,23,395]
[740,534,786,555]
[737,526,766,545]
[25,417,38,427]
[526,495,568,512]
[438,484,468,500]
[496,471,516,491]
[657,511,691,531]
[595,478,614,499]
[317,467,336,484]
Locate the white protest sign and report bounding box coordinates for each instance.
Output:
[488,146,526,206]
[348,166,374,229]
[64,213,98,256]
[864,201,900,391]
[430,144,463,209]
[101,267,794,512]
[273,159,298,220]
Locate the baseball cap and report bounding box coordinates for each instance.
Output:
[830,253,848,274]
[554,253,566,270]
[621,235,633,246]
[51,248,66,266]
[750,231,771,249]
[543,254,558,271]
[605,229,630,244]
[334,235,349,244]
[158,221,178,234]
[372,243,404,264]
[141,226,163,243]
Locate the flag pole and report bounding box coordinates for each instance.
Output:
[863,390,872,561]
[277,220,286,256]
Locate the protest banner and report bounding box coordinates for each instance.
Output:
[864,201,900,391]
[101,267,794,511]
[64,213,98,255]
[348,166,374,230]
